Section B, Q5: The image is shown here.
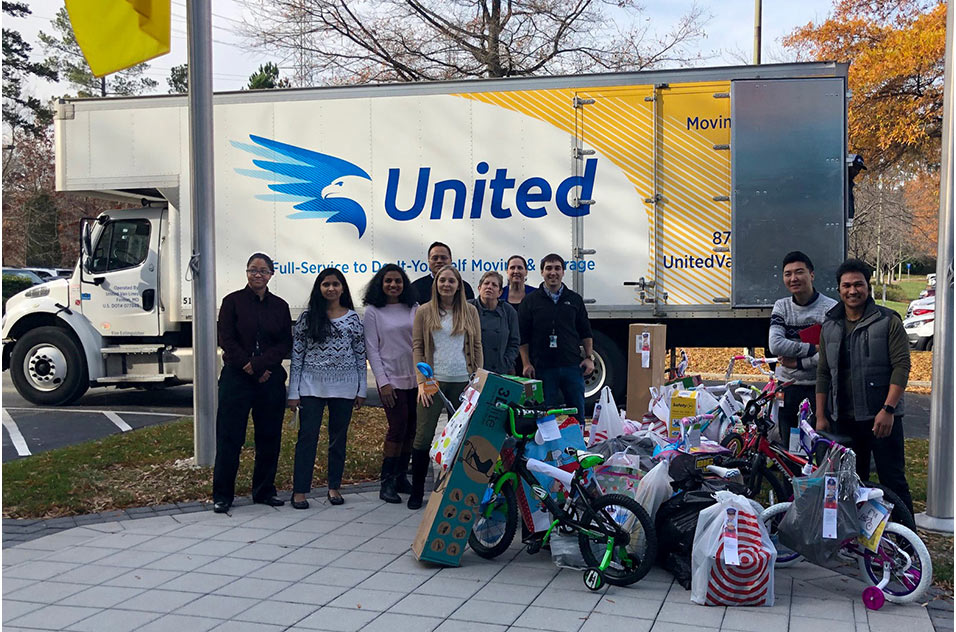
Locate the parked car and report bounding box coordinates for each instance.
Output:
[55,268,73,278]
[903,295,935,350]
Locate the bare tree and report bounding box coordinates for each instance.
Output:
[238,0,711,86]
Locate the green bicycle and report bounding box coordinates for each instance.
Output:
[469,402,658,590]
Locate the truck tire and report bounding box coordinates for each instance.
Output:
[10,326,89,406]
[584,330,626,410]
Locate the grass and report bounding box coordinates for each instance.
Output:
[2,408,387,519]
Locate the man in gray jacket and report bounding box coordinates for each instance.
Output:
[769,251,837,445]
[816,258,912,513]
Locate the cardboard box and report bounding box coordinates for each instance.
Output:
[471,369,544,404]
[668,390,698,438]
[625,323,667,420]
[665,375,703,389]
[412,372,540,566]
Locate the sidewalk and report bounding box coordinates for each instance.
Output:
[1,488,943,632]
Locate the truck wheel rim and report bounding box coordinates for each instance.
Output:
[583,353,607,399]
[23,344,68,392]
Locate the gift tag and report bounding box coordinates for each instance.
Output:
[858,499,891,538]
[640,332,651,368]
[788,427,801,453]
[722,507,740,565]
[536,415,561,442]
[822,475,839,539]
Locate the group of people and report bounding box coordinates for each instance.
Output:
[769,251,913,514]
[211,242,596,513]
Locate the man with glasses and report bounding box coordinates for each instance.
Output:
[411,241,475,305]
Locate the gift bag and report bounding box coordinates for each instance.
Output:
[429,386,480,470]
[593,448,645,499]
[588,386,625,447]
[691,491,776,607]
[520,417,587,532]
[777,445,861,565]
[633,461,673,521]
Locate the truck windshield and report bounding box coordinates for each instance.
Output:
[89,219,151,273]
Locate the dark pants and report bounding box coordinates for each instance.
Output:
[842,415,914,514]
[777,384,816,447]
[293,397,354,492]
[538,365,587,426]
[212,364,287,504]
[414,381,468,451]
[383,387,418,456]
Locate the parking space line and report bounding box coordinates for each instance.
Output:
[2,409,32,456]
[3,407,182,417]
[103,411,133,432]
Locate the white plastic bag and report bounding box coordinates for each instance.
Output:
[691,491,776,607]
[633,461,673,521]
[589,386,625,447]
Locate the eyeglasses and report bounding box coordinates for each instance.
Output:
[246,268,273,276]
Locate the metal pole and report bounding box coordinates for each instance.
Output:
[186,0,218,467]
[753,0,762,65]
[916,1,953,534]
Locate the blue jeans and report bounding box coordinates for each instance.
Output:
[538,365,587,426]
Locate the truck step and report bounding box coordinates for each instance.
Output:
[100,345,164,355]
[97,374,175,384]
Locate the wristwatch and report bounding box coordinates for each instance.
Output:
[882,404,896,415]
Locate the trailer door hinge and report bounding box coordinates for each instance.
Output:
[712,195,730,202]
[644,194,662,204]
[573,248,596,258]
[572,96,595,108]
[712,297,731,303]
[56,102,75,120]
[573,147,596,159]
[712,144,730,151]
[713,92,730,99]
[573,198,595,207]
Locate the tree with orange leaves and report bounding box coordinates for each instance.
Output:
[784,0,946,173]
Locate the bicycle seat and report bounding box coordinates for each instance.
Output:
[566,448,605,470]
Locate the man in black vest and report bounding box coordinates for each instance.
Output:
[816,258,913,513]
[518,253,594,426]
[411,241,475,305]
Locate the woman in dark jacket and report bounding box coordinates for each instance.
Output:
[469,271,520,375]
[212,253,292,514]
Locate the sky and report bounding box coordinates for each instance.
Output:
[8,0,837,102]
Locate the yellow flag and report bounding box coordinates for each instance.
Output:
[66,0,170,77]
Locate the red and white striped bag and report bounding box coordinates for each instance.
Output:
[691,491,776,607]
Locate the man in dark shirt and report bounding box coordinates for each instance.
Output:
[518,253,594,426]
[816,258,913,513]
[212,253,293,513]
[411,241,475,305]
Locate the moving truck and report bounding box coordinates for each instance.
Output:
[2,61,849,406]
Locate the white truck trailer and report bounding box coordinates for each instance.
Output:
[2,61,849,406]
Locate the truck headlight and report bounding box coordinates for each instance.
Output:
[24,286,50,298]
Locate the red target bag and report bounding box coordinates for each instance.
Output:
[691,491,777,607]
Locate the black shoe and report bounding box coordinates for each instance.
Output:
[407,494,423,510]
[255,496,285,507]
[396,452,413,493]
[380,477,401,504]
[327,490,345,505]
[213,501,231,514]
[291,496,309,510]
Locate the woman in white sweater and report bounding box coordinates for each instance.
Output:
[288,268,367,508]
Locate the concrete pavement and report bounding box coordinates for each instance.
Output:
[1,489,941,632]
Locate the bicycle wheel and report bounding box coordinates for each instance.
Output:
[577,493,657,586]
[759,502,802,567]
[857,522,933,604]
[720,432,746,457]
[725,458,790,505]
[861,482,917,532]
[468,482,517,559]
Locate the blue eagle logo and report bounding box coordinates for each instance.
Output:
[231,134,371,237]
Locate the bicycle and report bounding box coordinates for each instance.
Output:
[759,431,932,609]
[469,402,658,591]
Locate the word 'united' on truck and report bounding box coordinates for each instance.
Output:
[2,61,850,407]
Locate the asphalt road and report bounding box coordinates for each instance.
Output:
[0,370,933,463]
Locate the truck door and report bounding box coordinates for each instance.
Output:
[80,208,164,337]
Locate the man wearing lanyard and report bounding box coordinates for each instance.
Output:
[518,253,594,426]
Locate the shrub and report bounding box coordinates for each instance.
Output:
[872,283,908,303]
[2,275,34,314]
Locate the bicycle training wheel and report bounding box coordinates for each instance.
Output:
[468,482,517,559]
[720,432,746,457]
[577,493,657,586]
[857,522,933,604]
[759,502,802,567]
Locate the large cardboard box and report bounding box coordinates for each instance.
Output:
[412,372,540,566]
[626,323,667,420]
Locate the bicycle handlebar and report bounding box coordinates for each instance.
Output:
[492,402,578,418]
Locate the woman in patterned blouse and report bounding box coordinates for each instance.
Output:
[288,268,367,508]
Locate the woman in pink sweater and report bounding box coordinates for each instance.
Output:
[362,264,419,504]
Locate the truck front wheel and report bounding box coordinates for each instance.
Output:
[584,330,626,411]
[10,327,89,406]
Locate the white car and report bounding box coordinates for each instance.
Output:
[903,295,935,350]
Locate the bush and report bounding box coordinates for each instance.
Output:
[872,283,908,302]
[2,275,34,314]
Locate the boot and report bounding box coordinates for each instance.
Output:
[395,451,413,494]
[408,449,429,510]
[379,457,401,504]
